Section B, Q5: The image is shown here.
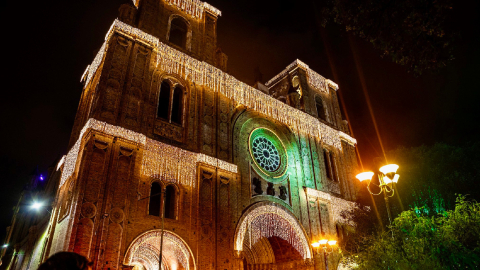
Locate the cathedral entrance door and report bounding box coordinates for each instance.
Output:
[123,230,195,270]
[234,202,314,270]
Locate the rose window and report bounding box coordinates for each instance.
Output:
[251,137,280,172]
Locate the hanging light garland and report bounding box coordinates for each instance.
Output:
[235,204,312,260]
[59,118,237,187]
[82,20,356,154]
[305,187,358,226]
[125,230,192,270]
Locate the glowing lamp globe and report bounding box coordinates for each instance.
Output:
[328,240,337,246]
[392,174,400,183]
[383,176,393,184]
[379,164,399,175]
[31,202,43,210]
[312,242,320,248]
[319,239,328,245]
[356,172,374,182]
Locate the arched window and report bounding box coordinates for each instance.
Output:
[149,182,162,216]
[157,81,171,119]
[171,86,183,125]
[164,185,176,219]
[169,17,188,49]
[157,80,184,125]
[315,95,327,121]
[323,149,337,182]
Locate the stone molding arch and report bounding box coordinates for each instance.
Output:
[124,229,195,270]
[234,201,312,260]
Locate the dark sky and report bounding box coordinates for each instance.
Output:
[0,0,479,242]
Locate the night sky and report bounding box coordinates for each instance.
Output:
[1,0,479,242]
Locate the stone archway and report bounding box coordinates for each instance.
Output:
[234,202,313,270]
[124,230,195,270]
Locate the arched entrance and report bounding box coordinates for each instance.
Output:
[234,202,313,270]
[124,230,195,270]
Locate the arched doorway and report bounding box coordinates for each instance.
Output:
[124,230,195,270]
[234,202,313,270]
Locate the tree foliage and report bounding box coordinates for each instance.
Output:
[321,0,456,75]
[388,142,480,216]
[345,196,480,269]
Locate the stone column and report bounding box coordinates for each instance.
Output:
[313,252,325,270]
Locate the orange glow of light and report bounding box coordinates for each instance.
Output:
[328,240,337,246]
[348,35,388,164]
[356,172,374,182]
[379,164,399,175]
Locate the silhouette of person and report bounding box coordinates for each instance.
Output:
[38,252,93,270]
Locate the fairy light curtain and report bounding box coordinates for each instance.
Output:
[125,230,192,270]
[82,20,356,152]
[235,204,312,260]
[60,118,237,187]
[305,187,357,225]
[130,0,221,19]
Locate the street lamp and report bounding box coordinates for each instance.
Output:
[31,202,43,210]
[356,164,400,225]
[312,238,338,270]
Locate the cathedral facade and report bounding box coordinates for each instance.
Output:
[37,0,358,269]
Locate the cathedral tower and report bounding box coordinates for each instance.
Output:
[38,1,359,270]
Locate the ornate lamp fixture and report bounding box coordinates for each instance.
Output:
[356,164,400,224]
[311,238,338,255]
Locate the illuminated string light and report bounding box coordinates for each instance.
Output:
[305,187,358,225]
[60,118,237,186]
[130,0,221,19]
[235,204,312,259]
[56,155,66,171]
[82,20,356,153]
[125,230,192,270]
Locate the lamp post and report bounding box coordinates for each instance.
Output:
[158,189,166,270]
[356,164,400,225]
[312,238,338,270]
[137,189,166,270]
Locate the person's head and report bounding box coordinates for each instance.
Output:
[38,252,93,270]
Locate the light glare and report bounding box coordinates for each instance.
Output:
[328,240,337,246]
[31,202,43,210]
[312,242,320,248]
[319,239,328,245]
[383,176,393,184]
[356,172,374,182]
[379,164,399,175]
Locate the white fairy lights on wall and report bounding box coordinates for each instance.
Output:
[59,118,237,187]
[142,137,237,188]
[131,0,221,19]
[81,20,356,152]
[305,187,357,225]
[125,230,192,270]
[235,204,312,260]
